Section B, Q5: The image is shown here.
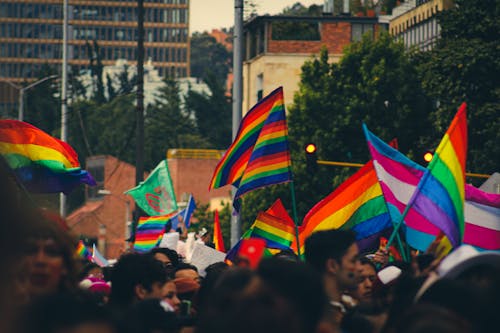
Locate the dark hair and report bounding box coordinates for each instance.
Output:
[176,262,198,273]
[359,256,377,271]
[109,252,167,308]
[305,229,356,273]
[78,262,101,280]
[149,247,180,267]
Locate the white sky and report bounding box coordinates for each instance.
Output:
[190,0,323,33]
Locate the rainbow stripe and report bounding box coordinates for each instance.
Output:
[76,240,91,260]
[209,87,291,205]
[295,161,392,253]
[250,211,296,250]
[213,210,225,252]
[407,104,467,247]
[0,120,95,193]
[133,214,173,252]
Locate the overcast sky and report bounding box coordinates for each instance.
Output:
[190,0,323,33]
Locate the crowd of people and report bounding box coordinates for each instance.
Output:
[1,158,500,333]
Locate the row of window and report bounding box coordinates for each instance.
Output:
[72,45,188,64]
[73,27,188,43]
[391,5,440,35]
[0,3,62,19]
[0,23,62,39]
[73,6,187,24]
[0,42,61,59]
[396,18,440,50]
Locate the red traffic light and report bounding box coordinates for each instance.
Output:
[305,143,317,154]
[423,151,433,163]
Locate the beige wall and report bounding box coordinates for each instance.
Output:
[242,53,340,114]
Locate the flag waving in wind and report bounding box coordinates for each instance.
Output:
[209,87,292,209]
[398,103,467,247]
[125,160,178,216]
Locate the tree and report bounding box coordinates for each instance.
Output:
[241,33,433,225]
[143,78,208,170]
[416,0,500,177]
[190,32,232,84]
[193,202,232,249]
[185,73,232,149]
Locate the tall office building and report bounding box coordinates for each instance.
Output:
[0,0,189,112]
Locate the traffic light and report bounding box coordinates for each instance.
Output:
[305,143,317,172]
[423,150,434,164]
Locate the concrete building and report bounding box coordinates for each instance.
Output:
[0,0,189,114]
[388,0,454,51]
[242,14,385,112]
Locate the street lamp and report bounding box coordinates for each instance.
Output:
[98,189,132,247]
[0,75,58,121]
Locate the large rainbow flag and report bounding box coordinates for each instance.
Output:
[402,103,467,247]
[209,87,291,209]
[0,120,95,193]
[294,161,392,254]
[133,214,173,252]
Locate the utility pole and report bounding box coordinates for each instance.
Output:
[133,0,145,241]
[231,0,244,247]
[60,0,69,217]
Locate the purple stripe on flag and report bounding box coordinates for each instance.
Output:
[412,190,460,246]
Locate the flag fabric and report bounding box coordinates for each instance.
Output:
[183,194,196,228]
[363,124,435,251]
[463,184,500,251]
[92,244,109,267]
[209,87,292,209]
[213,210,225,252]
[76,240,91,260]
[266,198,295,226]
[169,209,185,231]
[0,120,96,194]
[401,103,467,247]
[133,214,173,252]
[294,161,392,254]
[125,160,177,216]
[249,211,296,250]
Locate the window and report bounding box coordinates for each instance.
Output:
[256,73,263,101]
[351,23,373,41]
[271,21,320,41]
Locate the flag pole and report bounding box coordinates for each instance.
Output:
[289,180,302,259]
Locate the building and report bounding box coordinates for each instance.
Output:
[242,14,385,112]
[388,0,454,51]
[66,149,230,258]
[0,0,189,113]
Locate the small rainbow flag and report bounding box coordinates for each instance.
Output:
[213,210,225,252]
[0,120,95,194]
[133,214,173,252]
[250,211,296,250]
[76,240,91,260]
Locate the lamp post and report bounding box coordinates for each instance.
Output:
[0,75,58,121]
[98,189,132,249]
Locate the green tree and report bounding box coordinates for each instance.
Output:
[144,78,208,170]
[241,33,432,225]
[185,73,232,149]
[416,0,500,177]
[190,32,232,84]
[193,202,232,249]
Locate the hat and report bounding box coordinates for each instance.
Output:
[372,265,402,295]
[415,245,500,301]
[174,277,200,295]
[79,276,111,295]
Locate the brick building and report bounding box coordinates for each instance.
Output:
[242,14,385,112]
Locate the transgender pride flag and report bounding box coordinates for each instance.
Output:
[363,124,500,251]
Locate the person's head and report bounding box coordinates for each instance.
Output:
[149,247,179,270]
[79,262,104,280]
[305,229,359,291]
[174,262,200,283]
[21,211,79,298]
[352,256,377,302]
[109,252,168,308]
[162,279,181,313]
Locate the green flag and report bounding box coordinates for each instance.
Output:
[125,160,178,216]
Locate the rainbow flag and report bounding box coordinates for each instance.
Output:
[250,211,296,250]
[133,214,173,252]
[213,210,225,252]
[0,120,95,193]
[404,103,467,247]
[76,240,91,260]
[209,87,291,209]
[294,161,392,254]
